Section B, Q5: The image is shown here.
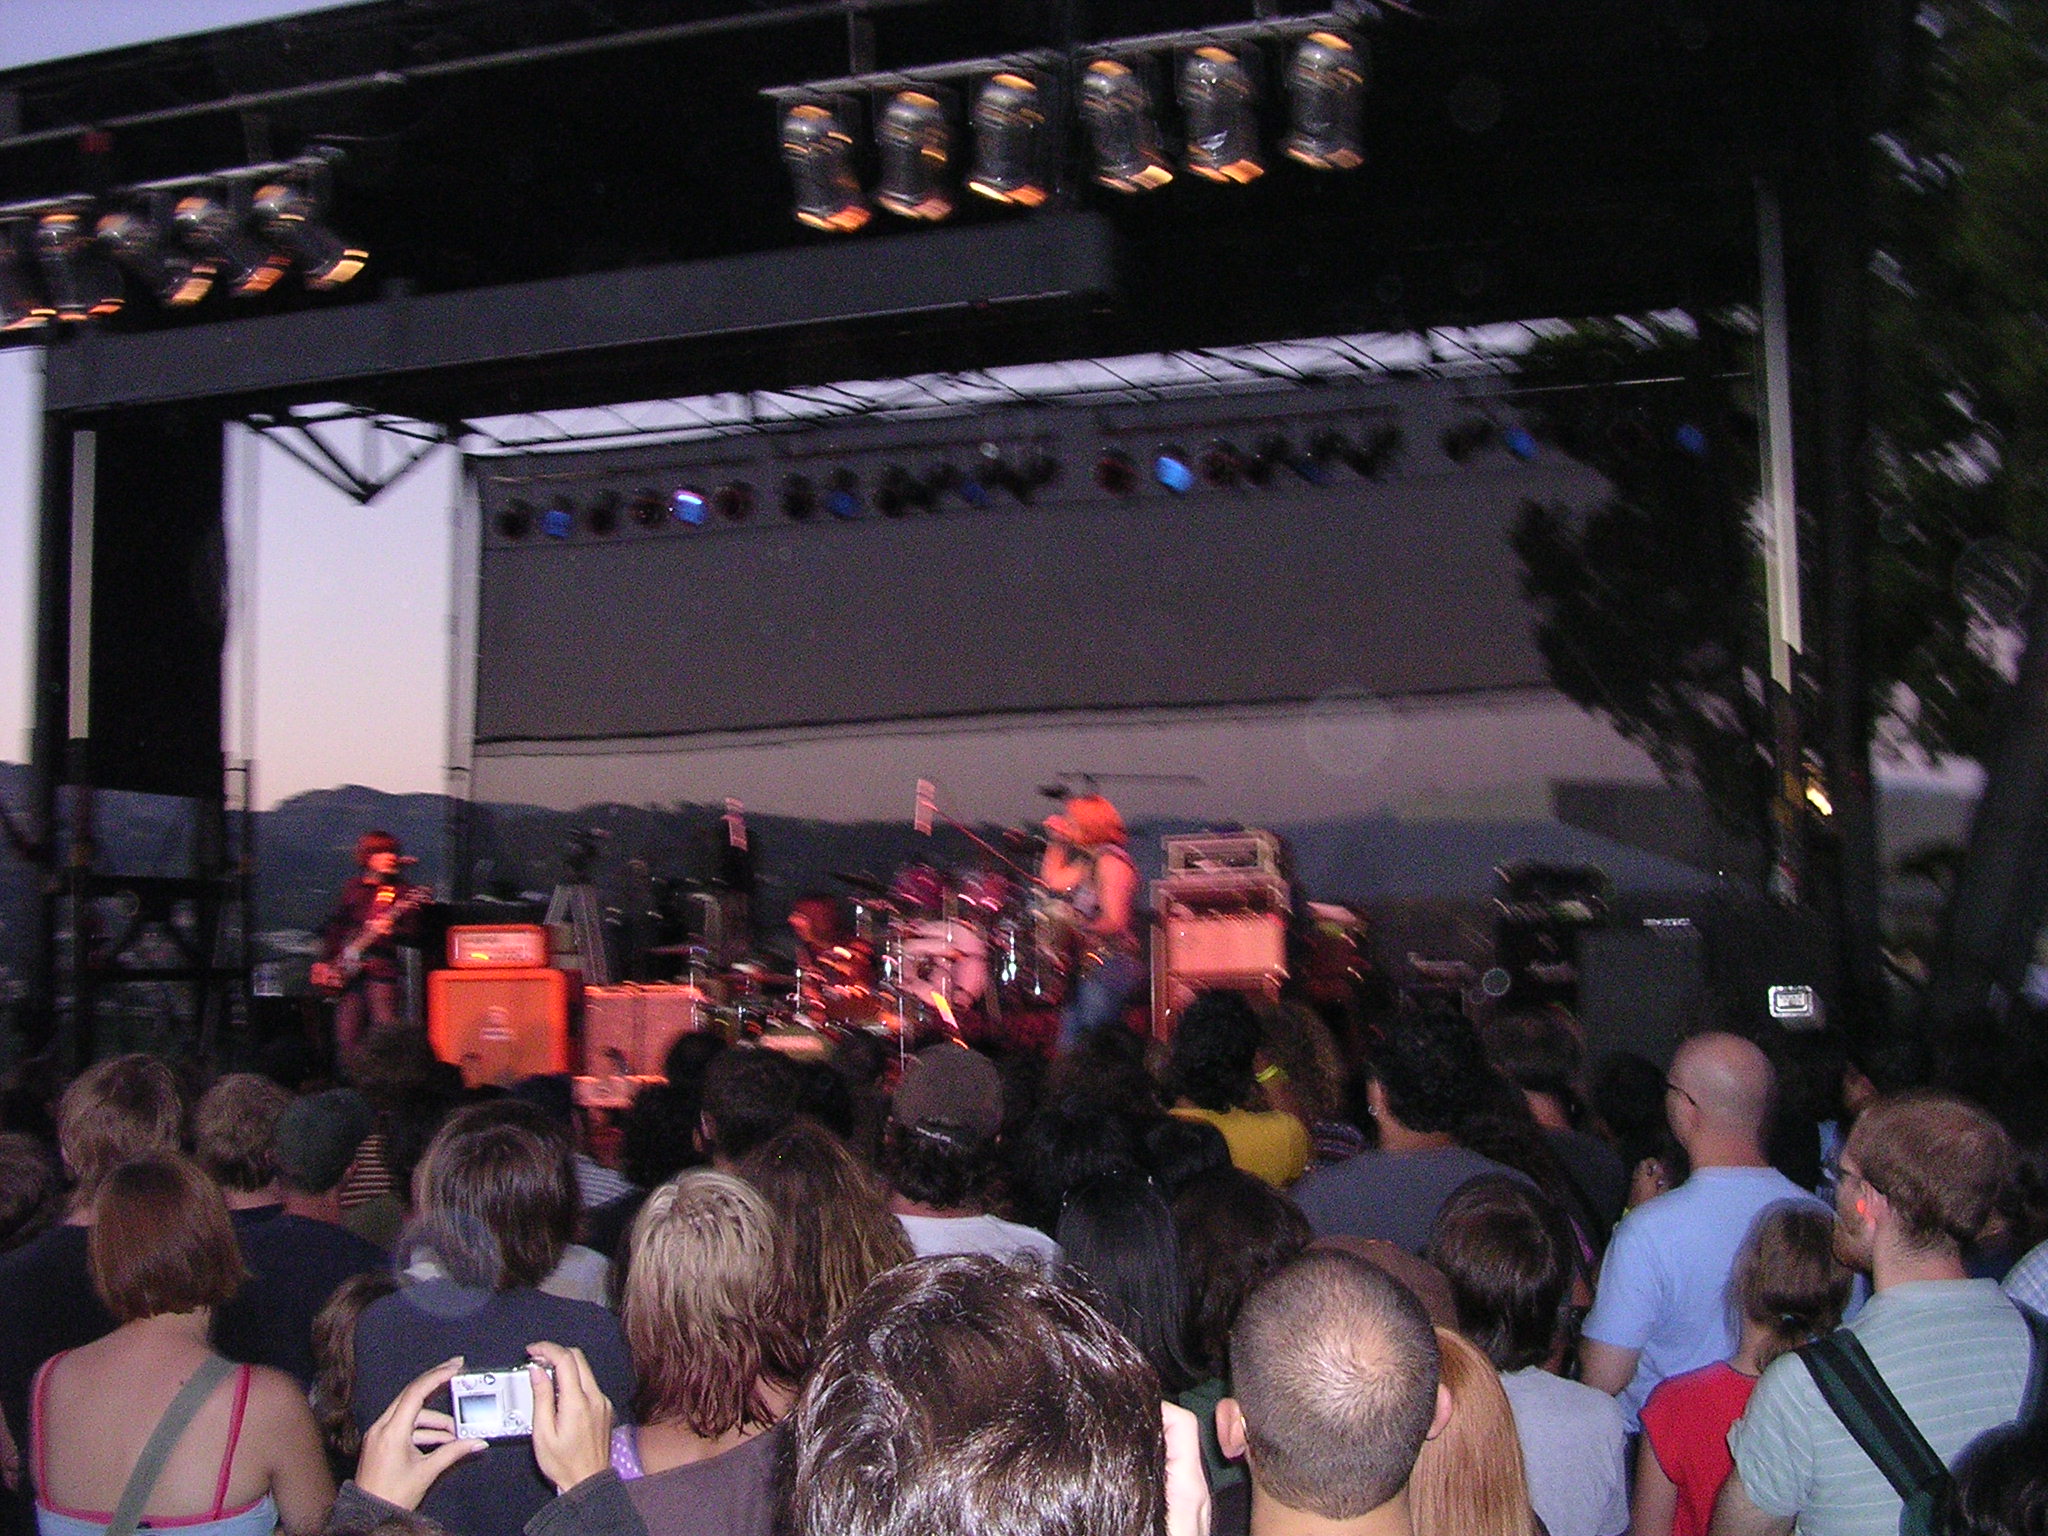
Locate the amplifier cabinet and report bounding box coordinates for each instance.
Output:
[581,983,716,1078]
[1150,897,1288,1038]
[428,968,570,1087]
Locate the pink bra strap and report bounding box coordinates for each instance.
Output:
[211,1366,254,1518]
[30,1351,70,1499]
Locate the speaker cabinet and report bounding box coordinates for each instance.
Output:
[427,968,570,1087]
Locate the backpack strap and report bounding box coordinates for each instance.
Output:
[1798,1330,1948,1507]
[104,1355,237,1536]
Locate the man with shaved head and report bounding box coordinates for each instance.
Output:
[1216,1249,1451,1536]
[1579,1032,1825,1427]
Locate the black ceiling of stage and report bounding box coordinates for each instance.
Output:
[0,0,1850,418]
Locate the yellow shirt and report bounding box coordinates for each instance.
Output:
[1170,1105,1312,1188]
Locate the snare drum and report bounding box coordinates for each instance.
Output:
[895,917,988,1008]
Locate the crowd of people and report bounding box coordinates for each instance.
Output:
[0,987,2044,1536]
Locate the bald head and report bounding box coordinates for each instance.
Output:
[1669,1033,1776,1145]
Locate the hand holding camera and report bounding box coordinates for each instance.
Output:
[526,1341,616,1495]
[357,1356,488,1511]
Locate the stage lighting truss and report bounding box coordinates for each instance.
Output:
[764,9,1370,231]
[0,148,369,324]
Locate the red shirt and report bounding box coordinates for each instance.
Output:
[1640,1360,1758,1536]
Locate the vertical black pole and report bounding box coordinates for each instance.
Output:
[25,409,71,1064]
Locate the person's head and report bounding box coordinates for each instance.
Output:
[1219,1249,1446,1522]
[88,1153,249,1322]
[1141,1114,1233,1197]
[1260,1003,1348,1126]
[739,1118,913,1350]
[788,1254,1164,1536]
[1837,1091,2013,1265]
[410,1099,577,1288]
[1165,991,1264,1113]
[1408,1328,1541,1536]
[617,1081,706,1191]
[1371,1008,1494,1135]
[357,829,402,876]
[1482,1010,1586,1124]
[1172,1166,1312,1377]
[1940,1417,2048,1536]
[274,1088,376,1197]
[1006,1100,1141,1233]
[1665,1032,1777,1153]
[1591,1049,1691,1205]
[1058,1170,1198,1393]
[0,1132,62,1252]
[882,1045,1005,1213]
[624,1169,806,1437]
[311,1270,400,1465]
[699,1047,805,1163]
[55,1053,185,1207]
[1425,1175,1573,1373]
[192,1073,293,1195]
[1730,1202,1851,1370]
[1064,794,1126,848]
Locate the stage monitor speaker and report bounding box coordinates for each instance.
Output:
[1576,921,1706,1069]
[428,968,570,1087]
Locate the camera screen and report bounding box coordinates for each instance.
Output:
[451,1369,535,1440]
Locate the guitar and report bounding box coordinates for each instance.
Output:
[313,883,433,994]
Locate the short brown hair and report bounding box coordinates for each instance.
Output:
[1731,1203,1850,1370]
[89,1154,249,1321]
[1848,1091,2014,1251]
[625,1171,806,1436]
[1426,1176,1573,1373]
[789,1255,1164,1536]
[1231,1249,1441,1520]
[410,1101,575,1289]
[193,1073,292,1193]
[0,1133,62,1252]
[56,1054,184,1203]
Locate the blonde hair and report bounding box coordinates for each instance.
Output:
[1408,1329,1541,1536]
[623,1169,805,1437]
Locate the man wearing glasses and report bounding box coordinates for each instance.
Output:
[1712,1091,2032,1536]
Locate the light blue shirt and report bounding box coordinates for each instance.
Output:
[1582,1166,1826,1426]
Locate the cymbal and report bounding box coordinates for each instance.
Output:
[728,968,799,989]
[832,870,890,896]
[646,943,711,957]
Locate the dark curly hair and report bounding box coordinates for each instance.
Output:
[1172,1166,1312,1376]
[1374,1007,1493,1135]
[881,1120,995,1212]
[1164,991,1263,1113]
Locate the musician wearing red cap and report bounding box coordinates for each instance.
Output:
[311,830,427,1067]
[1039,794,1143,1051]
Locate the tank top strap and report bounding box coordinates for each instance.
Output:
[210,1364,255,1519]
[30,1350,73,1499]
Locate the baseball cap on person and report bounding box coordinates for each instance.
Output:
[273,1088,375,1194]
[891,1045,1004,1141]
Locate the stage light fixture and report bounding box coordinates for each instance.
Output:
[875,462,929,516]
[1285,31,1366,170]
[1017,446,1061,492]
[1153,445,1196,494]
[1675,423,1709,457]
[782,100,871,233]
[541,500,576,539]
[33,209,123,321]
[1095,449,1138,496]
[1180,46,1263,184]
[967,73,1050,207]
[1081,59,1172,193]
[1308,428,1349,475]
[670,486,710,525]
[825,466,864,519]
[876,90,954,222]
[95,202,215,306]
[714,480,756,521]
[1503,425,1539,461]
[1200,440,1244,487]
[782,473,819,520]
[1246,433,1290,486]
[586,490,621,535]
[1347,422,1404,478]
[629,489,666,528]
[250,177,367,289]
[497,501,535,540]
[173,191,289,296]
[1440,418,1498,463]
[0,224,54,330]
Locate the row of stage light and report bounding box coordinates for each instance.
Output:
[0,148,367,330]
[774,13,1371,232]
[489,417,1550,540]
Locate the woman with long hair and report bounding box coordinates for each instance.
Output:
[29,1154,335,1535]
[1407,1328,1543,1536]
[735,1120,910,1351]
[613,1170,807,1536]
[1633,1203,1850,1536]
[1055,1170,1199,1396]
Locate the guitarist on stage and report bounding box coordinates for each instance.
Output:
[311,830,427,1066]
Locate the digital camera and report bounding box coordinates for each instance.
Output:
[449,1365,547,1441]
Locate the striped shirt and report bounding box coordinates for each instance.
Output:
[1729,1279,2031,1536]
